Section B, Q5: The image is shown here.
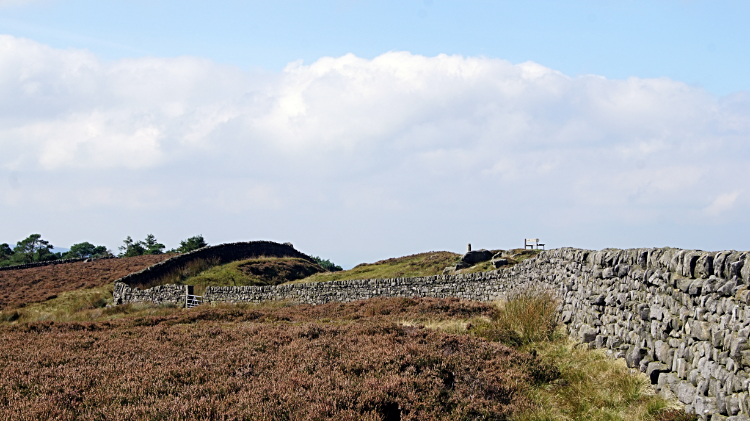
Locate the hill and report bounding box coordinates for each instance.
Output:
[289,251,461,284]
[176,257,327,292]
[0,254,173,310]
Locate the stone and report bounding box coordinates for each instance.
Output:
[677,381,697,404]
[561,311,573,324]
[491,258,508,268]
[731,260,745,281]
[647,362,670,384]
[626,347,648,369]
[591,294,606,306]
[730,338,748,358]
[719,280,738,297]
[694,396,717,417]
[690,320,712,341]
[442,266,457,275]
[579,325,599,343]
[459,249,493,266]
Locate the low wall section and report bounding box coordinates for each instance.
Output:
[113,245,750,419]
[0,256,115,272]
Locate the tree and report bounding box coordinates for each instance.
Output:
[14,234,57,264]
[311,256,343,272]
[0,243,12,259]
[0,243,13,267]
[174,235,207,253]
[118,236,146,257]
[118,234,164,257]
[64,242,110,259]
[143,234,165,255]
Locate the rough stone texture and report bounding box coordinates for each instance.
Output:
[114,283,187,306]
[114,245,750,419]
[492,258,509,268]
[457,249,493,268]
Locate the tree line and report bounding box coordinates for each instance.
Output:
[0,234,208,267]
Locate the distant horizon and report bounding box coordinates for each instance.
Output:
[3,234,748,271]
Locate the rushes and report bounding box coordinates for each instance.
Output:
[469,288,560,347]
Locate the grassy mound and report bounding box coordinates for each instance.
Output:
[290,251,460,284]
[176,257,326,290]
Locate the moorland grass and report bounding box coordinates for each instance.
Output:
[289,251,461,284]
[398,289,693,421]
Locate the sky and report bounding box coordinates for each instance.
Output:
[1,0,749,267]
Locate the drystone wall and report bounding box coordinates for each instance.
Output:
[115,241,314,289]
[531,247,750,420]
[113,283,187,307]
[113,245,750,419]
[0,256,115,272]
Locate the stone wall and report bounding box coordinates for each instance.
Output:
[0,256,115,272]
[112,245,750,419]
[113,283,187,306]
[114,241,314,289]
[532,247,750,420]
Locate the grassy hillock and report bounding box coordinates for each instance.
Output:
[289,251,461,284]
[180,257,325,288]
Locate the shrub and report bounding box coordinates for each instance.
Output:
[172,235,208,253]
[311,255,343,272]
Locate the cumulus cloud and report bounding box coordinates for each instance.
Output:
[1,34,749,260]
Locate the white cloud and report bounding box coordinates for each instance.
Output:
[1,34,749,260]
[705,191,741,216]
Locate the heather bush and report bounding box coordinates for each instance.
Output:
[0,299,555,420]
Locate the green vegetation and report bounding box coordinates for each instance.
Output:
[290,251,460,284]
[62,241,112,259]
[118,234,166,257]
[143,257,327,294]
[167,234,208,254]
[311,255,343,271]
[2,285,113,322]
[0,234,58,266]
[1,233,205,268]
[395,290,690,421]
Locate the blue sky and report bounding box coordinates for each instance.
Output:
[1,1,749,267]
